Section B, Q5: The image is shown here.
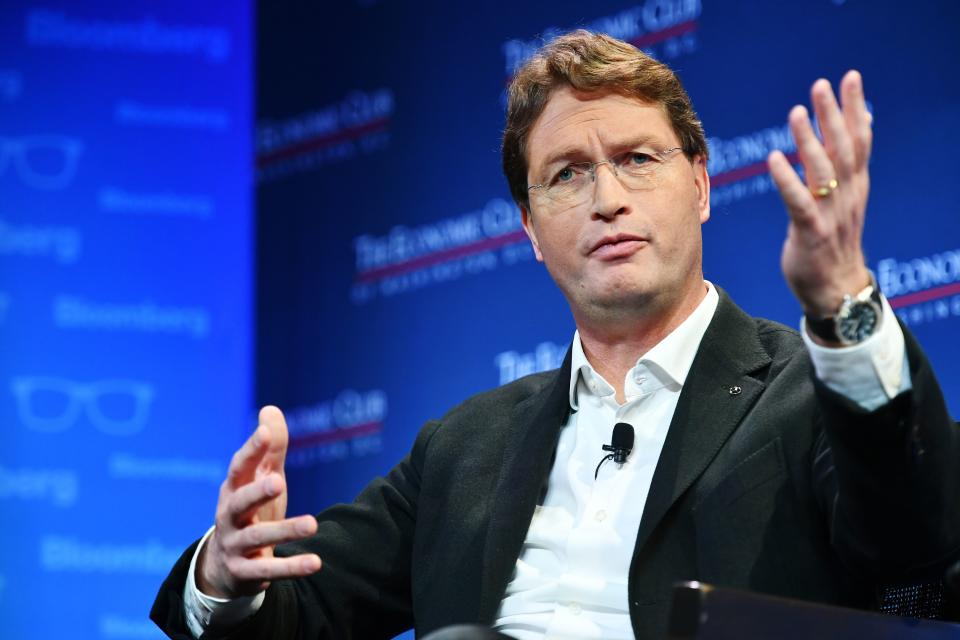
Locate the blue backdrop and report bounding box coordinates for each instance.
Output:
[2,1,959,639]
[0,2,252,638]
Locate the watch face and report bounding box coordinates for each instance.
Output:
[838,302,880,344]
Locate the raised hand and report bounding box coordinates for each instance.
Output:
[197,405,322,598]
[768,70,873,319]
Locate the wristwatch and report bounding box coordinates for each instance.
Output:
[805,273,883,346]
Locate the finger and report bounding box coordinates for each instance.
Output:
[811,78,856,178]
[258,405,290,472]
[226,553,322,582]
[768,150,820,229]
[224,516,318,555]
[789,105,836,191]
[839,70,872,168]
[225,472,285,526]
[226,425,271,490]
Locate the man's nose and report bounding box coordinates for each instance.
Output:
[590,163,630,220]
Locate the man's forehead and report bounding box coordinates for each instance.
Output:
[527,88,676,168]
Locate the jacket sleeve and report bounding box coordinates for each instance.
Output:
[812,323,960,582]
[150,419,442,640]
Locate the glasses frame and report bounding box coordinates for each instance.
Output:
[0,136,84,190]
[11,376,155,436]
[527,146,685,208]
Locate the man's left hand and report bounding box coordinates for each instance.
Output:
[768,70,873,318]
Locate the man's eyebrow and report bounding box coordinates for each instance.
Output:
[536,146,587,175]
[535,134,668,174]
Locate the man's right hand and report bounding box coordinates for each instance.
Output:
[196,405,322,598]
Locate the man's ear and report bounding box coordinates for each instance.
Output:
[520,204,544,262]
[692,155,711,224]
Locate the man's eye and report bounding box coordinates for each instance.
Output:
[629,152,654,166]
[554,167,575,183]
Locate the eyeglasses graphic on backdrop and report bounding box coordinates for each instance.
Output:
[11,377,155,436]
[0,136,84,190]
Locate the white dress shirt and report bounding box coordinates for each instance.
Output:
[184,283,911,639]
[492,283,720,639]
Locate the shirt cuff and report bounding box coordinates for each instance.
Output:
[182,526,266,639]
[801,295,913,412]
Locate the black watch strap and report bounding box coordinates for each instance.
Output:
[805,275,883,344]
[806,312,844,343]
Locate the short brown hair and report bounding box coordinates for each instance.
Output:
[502,30,708,208]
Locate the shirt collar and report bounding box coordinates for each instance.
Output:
[568,281,720,410]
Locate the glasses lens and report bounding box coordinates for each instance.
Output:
[618,165,659,190]
[618,150,679,190]
[87,381,153,436]
[548,182,578,204]
[12,377,80,433]
[15,137,82,190]
[545,169,592,207]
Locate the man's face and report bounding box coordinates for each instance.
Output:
[521,87,710,323]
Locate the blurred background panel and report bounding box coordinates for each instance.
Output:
[0,2,252,638]
[2,1,958,638]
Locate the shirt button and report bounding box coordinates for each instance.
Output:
[569,602,582,615]
[635,375,646,384]
[594,509,607,522]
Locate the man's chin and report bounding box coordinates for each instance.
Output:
[578,288,657,318]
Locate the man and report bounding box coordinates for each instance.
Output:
[152,31,959,639]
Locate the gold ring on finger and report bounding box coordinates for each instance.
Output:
[811,178,839,198]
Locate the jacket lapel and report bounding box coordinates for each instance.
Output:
[477,347,573,623]
[633,289,773,555]
[476,291,774,620]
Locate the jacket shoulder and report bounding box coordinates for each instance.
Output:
[437,369,559,425]
[752,316,808,367]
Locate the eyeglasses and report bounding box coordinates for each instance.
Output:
[0,136,84,190]
[11,377,155,436]
[528,147,684,211]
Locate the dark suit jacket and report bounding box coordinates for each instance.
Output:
[152,291,960,640]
